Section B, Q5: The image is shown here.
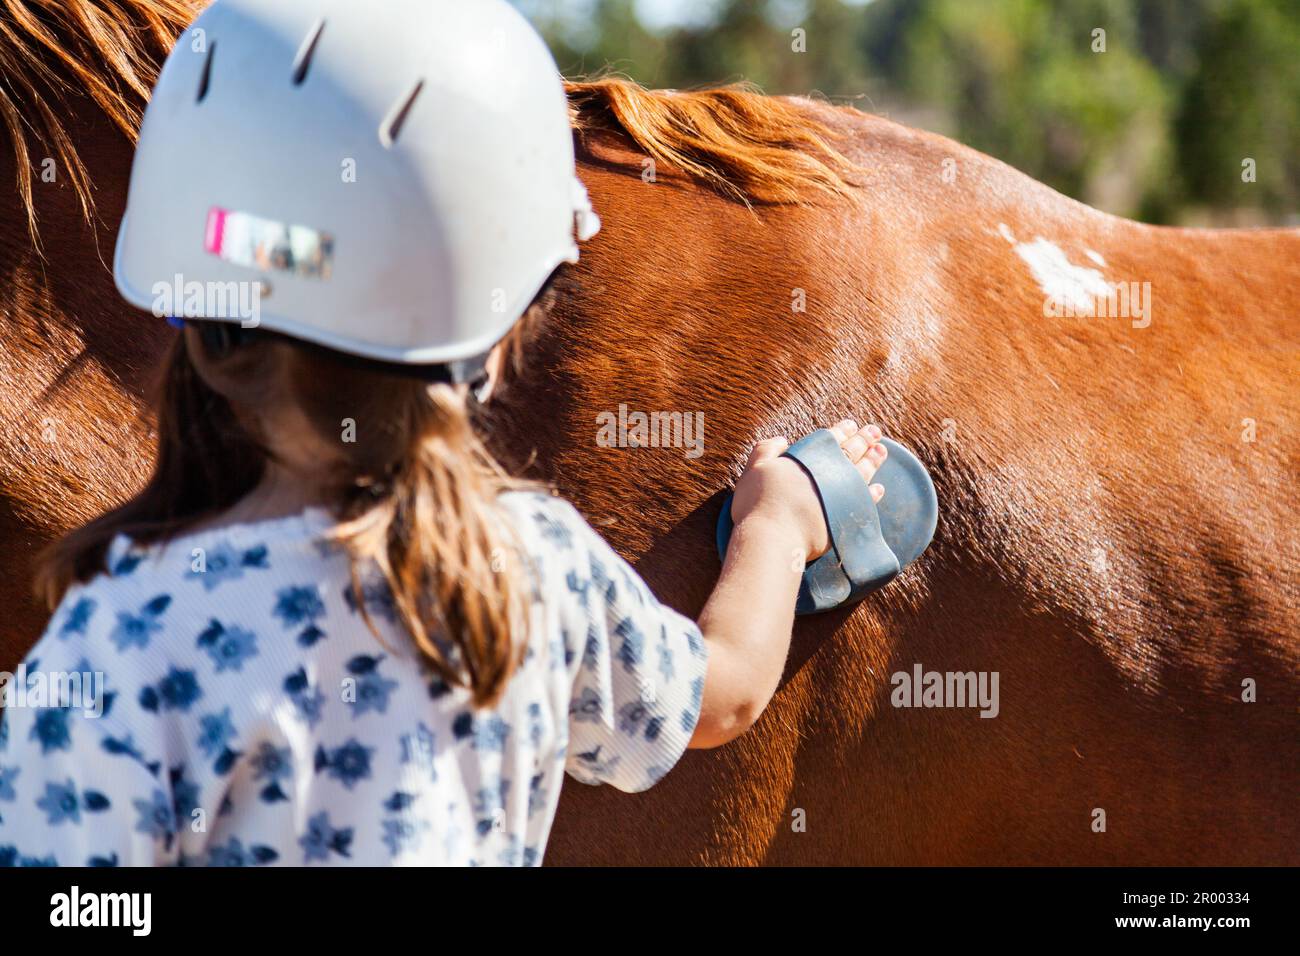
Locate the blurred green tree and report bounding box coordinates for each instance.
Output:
[1176,0,1300,218]
[519,0,1299,224]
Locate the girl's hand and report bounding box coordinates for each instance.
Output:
[729,420,887,561]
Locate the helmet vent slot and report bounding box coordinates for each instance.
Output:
[379,79,423,148]
[196,41,215,102]
[292,19,326,85]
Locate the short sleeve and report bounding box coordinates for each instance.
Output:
[506,494,708,793]
[0,646,176,867]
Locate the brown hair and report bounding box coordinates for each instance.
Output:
[35,296,552,707]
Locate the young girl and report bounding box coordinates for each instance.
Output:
[0,0,889,866]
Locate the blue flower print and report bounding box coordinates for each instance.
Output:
[139,668,202,713]
[399,723,437,781]
[345,655,398,719]
[273,585,324,626]
[133,789,176,845]
[58,597,97,639]
[0,765,18,801]
[250,742,292,803]
[685,624,706,659]
[296,689,326,727]
[425,668,453,700]
[383,791,417,813]
[250,742,291,781]
[161,668,202,711]
[110,549,143,577]
[527,773,548,818]
[170,767,201,828]
[532,510,572,550]
[381,817,429,858]
[526,702,544,749]
[196,709,237,760]
[582,626,601,669]
[451,712,509,752]
[101,734,145,763]
[565,570,590,609]
[681,675,705,733]
[614,618,645,672]
[618,700,664,744]
[0,846,58,867]
[36,780,81,825]
[589,555,615,602]
[108,595,171,651]
[657,638,676,684]
[284,670,326,729]
[314,739,373,790]
[623,567,650,606]
[570,686,603,723]
[300,811,353,863]
[196,620,259,673]
[273,585,327,647]
[471,786,505,836]
[67,656,115,719]
[343,576,398,624]
[30,707,72,754]
[571,745,622,784]
[188,541,269,591]
[207,837,278,867]
[617,699,649,736]
[553,625,575,668]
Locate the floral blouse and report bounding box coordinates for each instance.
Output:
[0,492,707,866]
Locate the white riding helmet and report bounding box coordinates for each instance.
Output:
[114,0,600,377]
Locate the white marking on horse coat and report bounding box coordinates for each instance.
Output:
[994,224,1111,311]
[1086,249,1106,267]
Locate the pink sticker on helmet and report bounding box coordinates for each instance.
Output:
[204,206,228,256]
[203,206,334,280]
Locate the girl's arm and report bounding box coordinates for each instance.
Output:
[690,420,886,748]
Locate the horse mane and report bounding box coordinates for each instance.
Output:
[0,0,197,245]
[566,77,860,206]
[0,4,857,250]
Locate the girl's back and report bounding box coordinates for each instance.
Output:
[2,492,706,866]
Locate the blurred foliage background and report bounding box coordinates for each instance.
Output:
[515,0,1300,225]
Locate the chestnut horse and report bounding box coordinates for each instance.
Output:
[1,0,1295,865]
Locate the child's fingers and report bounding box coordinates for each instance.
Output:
[746,436,789,468]
[856,442,887,482]
[828,419,858,443]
